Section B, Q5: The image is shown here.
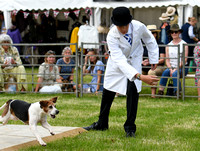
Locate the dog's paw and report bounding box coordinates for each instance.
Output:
[50,132,55,135]
[40,142,47,146]
[39,140,47,146]
[2,122,7,125]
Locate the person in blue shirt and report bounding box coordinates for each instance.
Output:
[56,47,75,92]
[82,49,105,93]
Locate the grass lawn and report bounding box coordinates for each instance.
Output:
[0,93,199,151]
[1,67,198,150]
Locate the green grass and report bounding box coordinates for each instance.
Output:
[2,68,198,150]
[0,93,199,151]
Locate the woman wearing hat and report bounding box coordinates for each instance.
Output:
[158,24,188,96]
[144,25,165,98]
[83,7,159,137]
[159,13,171,44]
[166,6,178,25]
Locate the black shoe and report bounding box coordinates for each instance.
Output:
[126,131,136,138]
[83,122,108,131]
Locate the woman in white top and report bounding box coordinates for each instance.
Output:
[158,24,188,96]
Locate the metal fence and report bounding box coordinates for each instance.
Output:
[0,42,199,100]
[141,44,181,99]
[0,43,79,96]
[182,43,199,100]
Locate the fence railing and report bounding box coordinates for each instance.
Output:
[182,43,199,100]
[141,44,181,99]
[0,42,199,100]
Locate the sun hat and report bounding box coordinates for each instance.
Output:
[111,7,132,26]
[97,26,109,34]
[159,13,170,21]
[0,34,13,44]
[166,6,176,17]
[169,24,183,33]
[147,25,161,32]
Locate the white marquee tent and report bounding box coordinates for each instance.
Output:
[1,0,199,10]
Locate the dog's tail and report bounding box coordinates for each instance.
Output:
[0,100,12,111]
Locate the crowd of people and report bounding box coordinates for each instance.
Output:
[142,6,199,98]
[0,6,200,100]
[0,34,105,94]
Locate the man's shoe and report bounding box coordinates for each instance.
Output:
[83,122,108,131]
[126,131,136,138]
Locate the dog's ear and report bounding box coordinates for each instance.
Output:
[50,97,58,103]
[40,101,48,108]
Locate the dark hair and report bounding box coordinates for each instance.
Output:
[82,16,89,24]
[88,49,100,61]
[152,32,159,41]
[69,12,78,21]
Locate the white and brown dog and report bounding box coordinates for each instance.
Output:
[0,97,59,146]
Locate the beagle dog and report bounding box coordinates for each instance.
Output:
[0,97,59,146]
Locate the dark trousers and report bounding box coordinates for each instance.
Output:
[98,80,139,132]
[188,45,195,66]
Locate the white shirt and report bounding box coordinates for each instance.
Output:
[168,40,187,68]
[188,26,195,39]
[78,25,99,49]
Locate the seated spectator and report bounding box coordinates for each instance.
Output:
[146,25,166,98]
[0,34,27,92]
[158,24,188,96]
[82,49,105,93]
[142,45,151,75]
[56,47,75,92]
[35,50,62,93]
[193,41,200,100]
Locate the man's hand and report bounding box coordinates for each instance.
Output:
[140,74,159,85]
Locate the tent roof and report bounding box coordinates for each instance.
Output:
[187,0,200,7]
[1,0,200,11]
[92,1,185,9]
[0,0,92,11]
[92,0,200,8]
[0,0,13,11]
